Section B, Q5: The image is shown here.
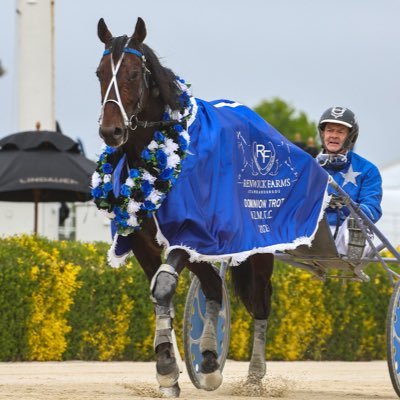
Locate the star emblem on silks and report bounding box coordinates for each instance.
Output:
[340,165,362,187]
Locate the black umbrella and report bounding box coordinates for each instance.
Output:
[0,130,96,234]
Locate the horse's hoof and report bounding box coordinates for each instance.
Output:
[248,361,266,380]
[156,366,180,388]
[159,383,181,397]
[199,369,223,391]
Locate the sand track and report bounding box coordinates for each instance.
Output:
[0,360,397,399]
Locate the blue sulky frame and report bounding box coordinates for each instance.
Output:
[182,176,400,396]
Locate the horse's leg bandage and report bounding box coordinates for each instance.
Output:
[150,264,179,306]
[248,319,268,380]
[200,299,221,355]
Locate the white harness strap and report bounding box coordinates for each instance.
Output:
[99,43,130,128]
[98,39,149,131]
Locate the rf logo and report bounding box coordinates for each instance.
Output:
[255,144,271,163]
[252,142,276,175]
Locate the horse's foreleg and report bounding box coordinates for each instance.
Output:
[151,250,188,395]
[248,319,268,381]
[189,262,223,390]
[199,298,223,390]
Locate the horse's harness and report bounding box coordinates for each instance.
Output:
[99,38,179,131]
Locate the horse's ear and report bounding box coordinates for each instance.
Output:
[131,17,147,44]
[98,18,113,45]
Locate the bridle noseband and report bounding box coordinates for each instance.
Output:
[98,39,151,131]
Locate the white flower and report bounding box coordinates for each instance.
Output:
[91,171,102,188]
[146,189,163,204]
[163,138,179,155]
[148,140,159,151]
[127,215,139,227]
[127,200,141,214]
[125,177,134,187]
[142,170,157,184]
[167,153,181,169]
[171,110,183,120]
[103,174,112,183]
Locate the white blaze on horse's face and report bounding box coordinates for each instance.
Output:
[96,18,149,148]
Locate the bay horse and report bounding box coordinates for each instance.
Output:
[94,17,274,397]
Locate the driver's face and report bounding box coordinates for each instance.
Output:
[322,123,350,154]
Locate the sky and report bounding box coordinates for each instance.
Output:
[0,0,399,168]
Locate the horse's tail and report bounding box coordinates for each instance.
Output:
[230,258,254,318]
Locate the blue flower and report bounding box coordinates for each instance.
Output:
[116,217,129,227]
[159,168,174,181]
[179,93,188,107]
[114,207,129,219]
[105,146,116,154]
[102,163,113,174]
[162,112,171,121]
[174,124,184,133]
[142,200,156,211]
[154,131,165,143]
[91,186,103,198]
[129,168,140,178]
[179,135,188,151]
[141,181,153,197]
[103,182,113,193]
[156,149,168,169]
[120,184,131,197]
[141,149,152,161]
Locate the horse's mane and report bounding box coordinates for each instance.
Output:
[142,43,181,111]
[110,35,181,111]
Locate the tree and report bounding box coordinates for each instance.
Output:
[253,97,317,144]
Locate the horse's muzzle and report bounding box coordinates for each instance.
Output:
[99,126,128,147]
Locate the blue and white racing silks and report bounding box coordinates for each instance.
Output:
[323,151,382,227]
[109,97,331,267]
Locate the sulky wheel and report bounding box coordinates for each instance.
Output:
[387,280,400,398]
[183,271,230,389]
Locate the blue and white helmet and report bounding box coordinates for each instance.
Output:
[318,106,359,151]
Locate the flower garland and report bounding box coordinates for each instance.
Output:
[91,78,194,236]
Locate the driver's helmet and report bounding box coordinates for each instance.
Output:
[318,106,359,151]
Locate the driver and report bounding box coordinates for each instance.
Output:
[316,106,382,258]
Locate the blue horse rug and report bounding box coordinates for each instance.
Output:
[109,98,329,267]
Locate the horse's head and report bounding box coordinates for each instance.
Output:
[96,18,151,147]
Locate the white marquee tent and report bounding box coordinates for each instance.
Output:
[377,160,400,247]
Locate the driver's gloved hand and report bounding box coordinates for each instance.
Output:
[328,194,345,209]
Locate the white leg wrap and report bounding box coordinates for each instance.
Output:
[200,300,221,355]
[248,319,267,380]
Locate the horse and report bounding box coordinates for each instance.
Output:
[94,17,274,397]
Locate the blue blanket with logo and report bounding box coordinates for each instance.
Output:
[110,98,329,266]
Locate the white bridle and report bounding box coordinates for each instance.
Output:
[98,40,150,131]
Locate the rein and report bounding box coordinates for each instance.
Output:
[99,41,180,131]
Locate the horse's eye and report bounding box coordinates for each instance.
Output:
[128,72,139,82]
[95,69,101,79]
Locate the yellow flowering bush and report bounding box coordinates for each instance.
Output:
[0,236,397,361]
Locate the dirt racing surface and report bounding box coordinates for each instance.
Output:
[0,360,397,400]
